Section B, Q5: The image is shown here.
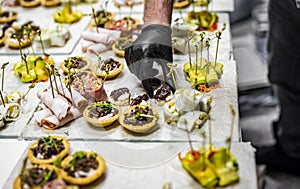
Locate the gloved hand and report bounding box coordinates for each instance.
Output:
[125,24,175,97]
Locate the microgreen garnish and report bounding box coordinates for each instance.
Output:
[53,158,62,168]
[95,103,112,111]
[70,151,84,171]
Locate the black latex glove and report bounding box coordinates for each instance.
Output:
[125,24,175,97]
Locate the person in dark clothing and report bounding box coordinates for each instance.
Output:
[256,0,300,176]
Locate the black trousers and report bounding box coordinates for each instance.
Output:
[268,0,300,158]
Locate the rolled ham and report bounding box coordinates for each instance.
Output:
[81,29,121,45]
[34,108,53,125]
[87,43,110,54]
[56,85,88,112]
[37,89,71,120]
[40,106,82,130]
[81,40,96,53]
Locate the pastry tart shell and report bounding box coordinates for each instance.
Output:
[27,136,70,164]
[83,104,121,127]
[92,61,124,79]
[60,56,92,74]
[20,0,41,7]
[13,164,61,189]
[61,151,106,185]
[173,0,190,9]
[0,12,18,23]
[119,105,159,133]
[41,0,61,6]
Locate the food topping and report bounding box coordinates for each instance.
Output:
[64,151,99,178]
[115,36,133,51]
[87,102,119,120]
[124,106,155,126]
[21,167,58,188]
[98,58,121,73]
[64,56,88,70]
[110,87,130,101]
[130,94,149,106]
[31,136,65,159]
[153,83,172,101]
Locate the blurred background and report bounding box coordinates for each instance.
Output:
[230,0,300,188]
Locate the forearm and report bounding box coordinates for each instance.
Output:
[144,0,174,26]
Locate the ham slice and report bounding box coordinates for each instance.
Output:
[40,107,82,130]
[56,85,88,112]
[37,89,71,120]
[87,43,110,54]
[81,40,95,53]
[81,29,121,45]
[34,108,53,125]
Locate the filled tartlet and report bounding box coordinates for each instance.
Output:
[20,0,41,7]
[61,151,106,185]
[89,10,115,29]
[0,10,18,23]
[173,0,190,9]
[104,17,140,32]
[109,87,130,106]
[27,136,70,164]
[41,0,61,6]
[60,56,91,74]
[112,35,134,57]
[119,105,159,133]
[83,101,121,127]
[13,164,61,189]
[5,21,39,49]
[93,58,124,79]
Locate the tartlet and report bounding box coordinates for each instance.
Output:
[111,36,134,58]
[41,0,61,6]
[14,164,61,189]
[60,56,92,74]
[89,11,115,29]
[109,87,130,106]
[83,101,121,127]
[0,11,18,23]
[119,105,159,133]
[27,135,70,164]
[93,58,124,79]
[173,0,190,9]
[20,0,41,7]
[61,151,106,185]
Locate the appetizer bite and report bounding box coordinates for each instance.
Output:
[109,87,130,106]
[83,101,121,127]
[14,54,53,83]
[0,9,18,23]
[27,135,70,164]
[119,105,159,133]
[19,0,41,7]
[0,102,22,122]
[70,71,108,102]
[93,58,124,79]
[173,0,190,9]
[112,35,135,58]
[185,11,218,31]
[105,16,140,36]
[184,58,223,91]
[130,93,149,106]
[53,5,83,24]
[153,82,173,106]
[89,9,115,29]
[5,21,39,49]
[14,164,61,189]
[41,0,61,6]
[61,151,106,185]
[60,56,91,74]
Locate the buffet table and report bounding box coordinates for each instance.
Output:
[0,0,258,188]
